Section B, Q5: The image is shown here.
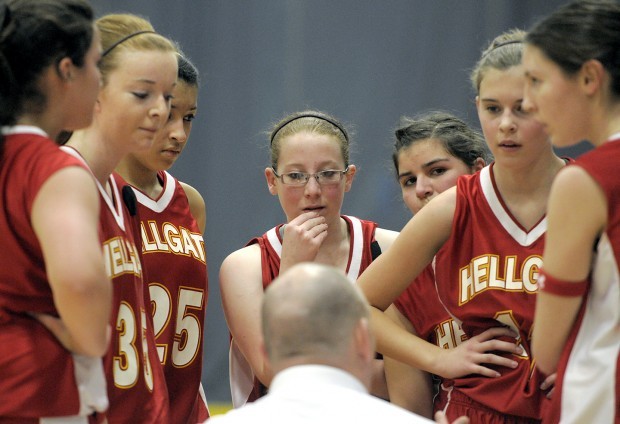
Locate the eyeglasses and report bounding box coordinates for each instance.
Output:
[272,166,349,186]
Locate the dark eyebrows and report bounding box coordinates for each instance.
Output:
[422,157,450,168]
[398,157,450,180]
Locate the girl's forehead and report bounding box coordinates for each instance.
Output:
[280,132,341,152]
[278,133,344,164]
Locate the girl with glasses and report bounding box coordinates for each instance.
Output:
[220,110,399,407]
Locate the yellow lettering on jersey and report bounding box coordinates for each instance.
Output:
[150,221,169,250]
[162,223,183,254]
[140,221,206,263]
[459,254,542,304]
[102,237,142,278]
[435,319,468,349]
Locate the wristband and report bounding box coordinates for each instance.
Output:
[538,269,588,297]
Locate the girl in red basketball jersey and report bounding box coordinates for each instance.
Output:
[220,110,400,406]
[62,14,178,423]
[115,52,210,423]
[523,1,620,422]
[0,0,112,421]
[358,29,565,423]
[384,111,508,418]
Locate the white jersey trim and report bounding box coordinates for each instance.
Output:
[479,166,546,246]
[1,125,48,137]
[131,171,176,213]
[230,215,368,407]
[345,215,364,281]
[266,226,282,258]
[60,146,126,231]
[560,233,620,422]
[229,340,255,409]
[264,216,364,283]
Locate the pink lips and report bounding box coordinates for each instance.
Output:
[161,149,180,157]
[499,140,520,149]
[303,206,324,212]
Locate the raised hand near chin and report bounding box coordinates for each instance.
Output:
[279,211,328,271]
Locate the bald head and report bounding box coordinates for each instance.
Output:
[261,263,370,365]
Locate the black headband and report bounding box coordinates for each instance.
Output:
[102,30,156,57]
[0,4,10,35]
[270,113,349,145]
[482,39,523,59]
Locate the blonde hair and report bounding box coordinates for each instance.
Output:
[470,28,526,93]
[96,14,176,86]
[269,110,351,169]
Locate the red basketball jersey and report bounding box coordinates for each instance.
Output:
[62,147,170,423]
[128,170,209,423]
[0,127,107,419]
[395,265,467,350]
[544,138,620,423]
[434,164,549,420]
[229,216,378,407]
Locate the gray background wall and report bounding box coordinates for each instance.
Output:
[89,0,581,404]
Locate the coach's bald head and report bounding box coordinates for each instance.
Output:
[261,262,375,387]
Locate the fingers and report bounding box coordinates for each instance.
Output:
[540,372,556,398]
[469,363,501,378]
[434,411,470,424]
[434,411,449,424]
[284,212,328,243]
[540,372,556,390]
[473,326,517,342]
[479,339,524,356]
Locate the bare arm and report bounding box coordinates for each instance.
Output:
[220,245,273,386]
[359,189,523,377]
[373,227,399,253]
[32,167,111,357]
[384,305,434,418]
[180,181,206,234]
[533,166,605,375]
[358,190,455,375]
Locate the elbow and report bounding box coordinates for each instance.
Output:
[254,362,273,388]
[532,342,558,376]
[74,324,111,357]
[534,354,557,376]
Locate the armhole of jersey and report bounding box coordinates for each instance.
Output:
[265,226,282,258]
[344,215,363,281]
[371,240,381,261]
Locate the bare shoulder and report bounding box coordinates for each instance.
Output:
[180,180,206,233]
[554,164,603,195]
[179,181,205,211]
[549,165,607,236]
[220,243,262,284]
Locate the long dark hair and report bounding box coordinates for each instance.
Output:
[0,0,94,152]
[526,0,620,98]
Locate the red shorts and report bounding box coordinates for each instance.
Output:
[436,384,541,424]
